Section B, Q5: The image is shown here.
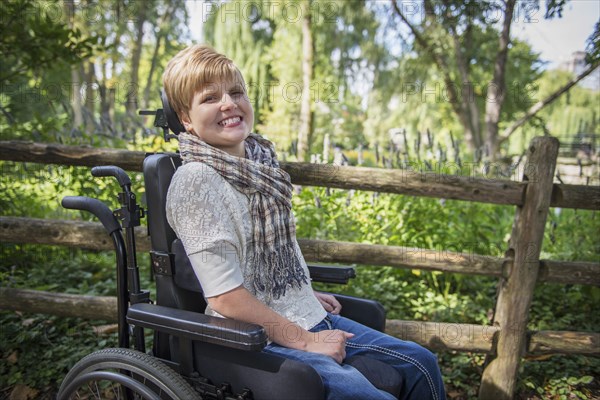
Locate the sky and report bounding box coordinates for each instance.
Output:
[186,0,599,69]
[511,0,599,69]
[186,1,205,43]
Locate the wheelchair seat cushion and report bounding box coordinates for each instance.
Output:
[345,355,403,398]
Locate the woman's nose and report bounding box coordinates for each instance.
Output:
[220,94,238,110]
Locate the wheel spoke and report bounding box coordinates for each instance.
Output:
[92,381,101,399]
[110,382,121,399]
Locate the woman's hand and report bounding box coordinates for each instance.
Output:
[314,291,342,314]
[306,329,354,364]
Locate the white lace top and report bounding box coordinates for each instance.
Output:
[166,162,326,331]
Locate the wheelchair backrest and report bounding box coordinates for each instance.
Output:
[143,153,207,314]
[144,153,180,254]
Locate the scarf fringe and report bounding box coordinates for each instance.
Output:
[250,244,309,299]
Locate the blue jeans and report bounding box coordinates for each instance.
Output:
[264,314,446,400]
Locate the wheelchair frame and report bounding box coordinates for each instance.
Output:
[56,105,396,400]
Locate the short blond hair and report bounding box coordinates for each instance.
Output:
[162,45,245,119]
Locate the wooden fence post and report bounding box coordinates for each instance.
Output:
[479,137,559,399]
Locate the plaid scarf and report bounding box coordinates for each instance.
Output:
[179,132,308,299]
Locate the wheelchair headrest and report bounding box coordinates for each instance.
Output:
[161,89,186,135]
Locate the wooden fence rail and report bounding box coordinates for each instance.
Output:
[1,287,598,357]
[1,140,599,209]
[1,138,599,400]
[2,216,599,286]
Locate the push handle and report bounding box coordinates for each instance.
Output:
[61,196,121,235]
[91,166,131,187]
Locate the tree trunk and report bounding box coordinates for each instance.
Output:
[84,61,96,117]
[455,105,479,154]
[63,0,83,128]
[450,27,481,151]
[484,0,516,159]
[109,45,119,125]
[99,59,111,127]
[297,0,314,161]
[126,5,147,114]
[107,0,126,125]
[70,67,84,128]
[449,23,482,152]
[143,34,163,109]
[143,3,175,108]
[393,0,479,152]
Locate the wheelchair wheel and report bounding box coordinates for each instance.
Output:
[57,348,200,400]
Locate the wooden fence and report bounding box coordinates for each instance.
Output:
[1,137,599,399]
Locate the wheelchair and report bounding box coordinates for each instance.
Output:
[56,92,403,399]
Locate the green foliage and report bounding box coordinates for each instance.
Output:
[0,242,153,396]
[0,0,101,143]
[293,185,599,397]
[544,208,600,263]
[0,162,119,219]
[256,18,303,149]
[204,0,385,155]
[0,244,119,396]
[0,0,189,143]
[507,69,600,154]
[1,0,598,397]
[294,187,508,323]
[0,313,118,398]
[520,357,599,400]
[1,173,598,397]
[586,21,600,64]
[0,0,97,84]
[204,0,273,128]
[371,31,543,155]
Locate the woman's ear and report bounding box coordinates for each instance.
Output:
[180,114,193,133]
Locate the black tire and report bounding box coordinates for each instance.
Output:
[57,348,200,400]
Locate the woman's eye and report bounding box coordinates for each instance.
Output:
[231,91,245,99]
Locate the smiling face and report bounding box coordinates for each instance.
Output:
[181,79,254,158]
[162,45,256,157]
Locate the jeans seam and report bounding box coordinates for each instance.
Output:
[345,342,439,400]
[323,315,333,330]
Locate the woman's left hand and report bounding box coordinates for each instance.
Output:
[314,291,342,314]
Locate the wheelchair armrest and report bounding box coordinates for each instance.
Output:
[334,293,387,332]
[308,264,356,284]
[127,303,267,351]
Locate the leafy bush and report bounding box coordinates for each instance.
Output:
[294,186,599,398]
[0,313,118,399]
